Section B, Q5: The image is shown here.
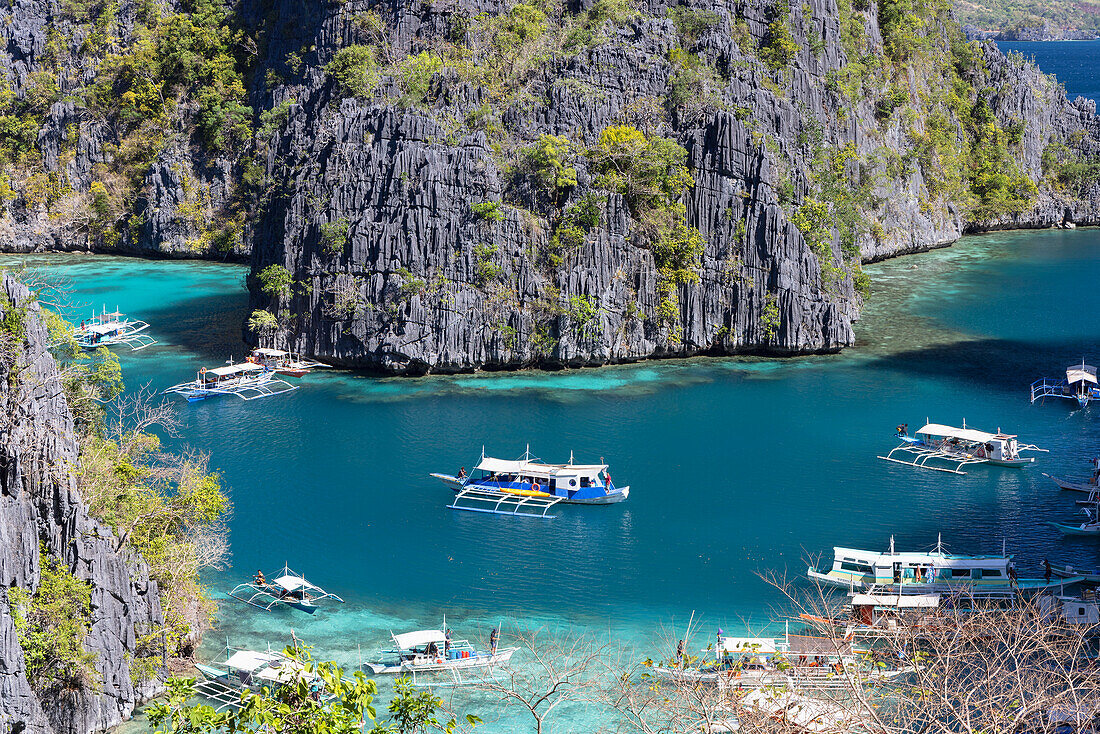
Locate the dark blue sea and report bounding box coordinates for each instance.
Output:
[998,39,1100,106]
[6,227,1100,729]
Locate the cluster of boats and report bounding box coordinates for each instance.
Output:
[195,564,516,710]
[163,348,327,402]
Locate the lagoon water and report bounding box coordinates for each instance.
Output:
[5,226,1100,728]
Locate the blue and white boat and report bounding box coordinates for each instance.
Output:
[163,359,298,402]
[433,448,629,517]
[1031,361,1100,408]
[75,307,156,351]
[808,537,1082,596]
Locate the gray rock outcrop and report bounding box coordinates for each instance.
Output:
[0,273,165,733]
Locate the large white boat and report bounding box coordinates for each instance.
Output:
[879,422,1044,474]
[163,360,298,402]
[74,307,156,351]
[808,537,1082,595]
[433,448,629,518]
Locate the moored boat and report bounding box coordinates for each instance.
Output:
[227,564,345,613]
[361,628,517,682]
[1047,510,1100,537]
[74,307,156,351]
[163,360,298,401]
[1048,562,1100,583]
[193,642,328,711]
[879,422,1044,474]
[248,347,328,378]
[808,537,1082,595]
[433,448,629,517]
[1044,472,1100,494]
[1031,361,1100,408]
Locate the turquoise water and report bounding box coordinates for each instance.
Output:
[5,228,1100,728]
[998,39,1100,105]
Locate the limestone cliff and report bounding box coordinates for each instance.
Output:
[0,274,164,733]
[243,0,1099,372]
[0,0,1098,371]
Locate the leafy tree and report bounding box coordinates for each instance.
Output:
[515,135,578,208]
[8,552,97,694]
[257,264,294,300]
[248,309,278,333]
[759,2,799,71]
[589,126,693,213]
[325,45,379,98]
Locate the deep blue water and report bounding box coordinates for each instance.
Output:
[5,228,1100,729]
[998,39,1100,106]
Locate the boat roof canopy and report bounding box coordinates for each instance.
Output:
[720,637,777,653]
[393,630,445,649]
[834,546,1010,563]
[86,322,121,334]
[225,650,282,671]
[272,574,320,593]
[851,593,941,608]
[254,348,288,357]
[916,423,1013,443]
[475,457,607,475]
[1067,364,1098,384]
[208,363,264,377]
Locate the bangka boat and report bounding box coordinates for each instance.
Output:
[651,632,907,691]
[74,307,156,351]
[434,447,629,518]
[163,360,298,401]
[227,565,344,613]
[879,422,1044,474]
[1047,508,1100,537]
[193,642,329,711]
[361,628,517,684]
[248,348,328,378]
[808,536,1082,595]
[1031,361,1100,407]
[1039,594,1100,625]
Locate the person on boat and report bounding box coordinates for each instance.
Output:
[676,639,684,667]
[715,629,723,661]
[1008,564,1018,584]
[490,628,498,655]
[254,570,266,586]
[1044,558,1053,582]
[604,471,612,490]
[896,423,908,437]
[444,630,452,656]
[458,467,467,479]
[1092,457,1100,484]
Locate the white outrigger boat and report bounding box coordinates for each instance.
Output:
[248,348,328,378]
[808,536,1082,595]
[361,628,517,684]
[163,359,298,402]
[879,422,1044,474]
[1031,361,1100,408]
[74,307,156,351]
[433,447,629,518]
[193,642,330,711]
[227,565,345,613]
[1047,506,1100,537]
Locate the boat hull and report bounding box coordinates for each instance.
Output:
[1047,521,1100,536]
[808,567,1084,594]
[433,474,629,504]
[1045,473,1099,493]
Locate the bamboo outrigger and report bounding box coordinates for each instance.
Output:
[879,421,1044,474]
[75,307,156,351]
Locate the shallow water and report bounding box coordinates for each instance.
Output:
[5,227,1100,730]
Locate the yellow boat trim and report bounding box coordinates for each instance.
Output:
[499,487,552,498]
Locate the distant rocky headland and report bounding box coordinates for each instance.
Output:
[964,22,1099,41]
[1,0,1099,375]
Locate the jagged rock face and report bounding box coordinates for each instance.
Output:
[244,0,1099,373]
[0,274,164,734]
[0,0,247,260]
